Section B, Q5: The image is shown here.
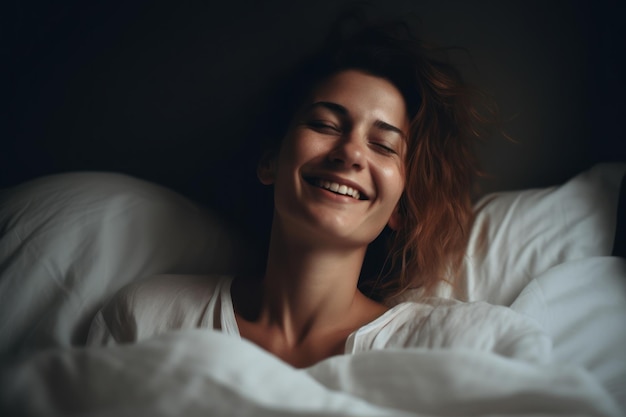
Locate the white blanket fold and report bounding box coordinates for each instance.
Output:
[1,329,621,417]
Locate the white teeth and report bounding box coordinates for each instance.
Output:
[315,179,361,200]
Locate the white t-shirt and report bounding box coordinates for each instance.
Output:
[87,274,550,361]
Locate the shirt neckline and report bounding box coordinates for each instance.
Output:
[219,276,413,350]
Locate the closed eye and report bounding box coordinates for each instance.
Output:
[306,120,341,134]
[370,142,398,155]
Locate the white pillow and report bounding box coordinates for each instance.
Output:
[388,163,625,306]
[0,172,253,357]
[453,162,625,305]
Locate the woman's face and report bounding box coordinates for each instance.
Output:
[263,69,409,248]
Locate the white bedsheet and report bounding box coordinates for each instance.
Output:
[2,257,625,417]
[511,256,626,411]
[1,323,621,417]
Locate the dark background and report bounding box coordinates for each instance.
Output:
[5,0,625,239]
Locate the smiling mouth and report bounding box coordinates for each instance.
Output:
[305,177,367,200]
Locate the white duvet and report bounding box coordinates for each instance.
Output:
[1,287,622,417]
[1,164,625,416]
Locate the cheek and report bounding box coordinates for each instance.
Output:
[274,132,326,188]
[285,132,330,167]
[275,135,304,173]
[380,164,405,204]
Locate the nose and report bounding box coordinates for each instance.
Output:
[328,134,365,169]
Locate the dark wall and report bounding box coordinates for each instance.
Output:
[5,0,625,236]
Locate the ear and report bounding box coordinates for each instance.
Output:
[387,204,402,231]
[257,150,277,185]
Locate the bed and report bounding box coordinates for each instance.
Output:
[1,162,625,416]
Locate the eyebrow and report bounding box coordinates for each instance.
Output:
[307,101,406,139]
[373,120,406,139]
[307,101,348,115]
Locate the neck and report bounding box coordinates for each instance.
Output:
[256,218,369,346]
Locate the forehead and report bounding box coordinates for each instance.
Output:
[305,69,410,130]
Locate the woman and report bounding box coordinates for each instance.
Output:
[88,16,527,369]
